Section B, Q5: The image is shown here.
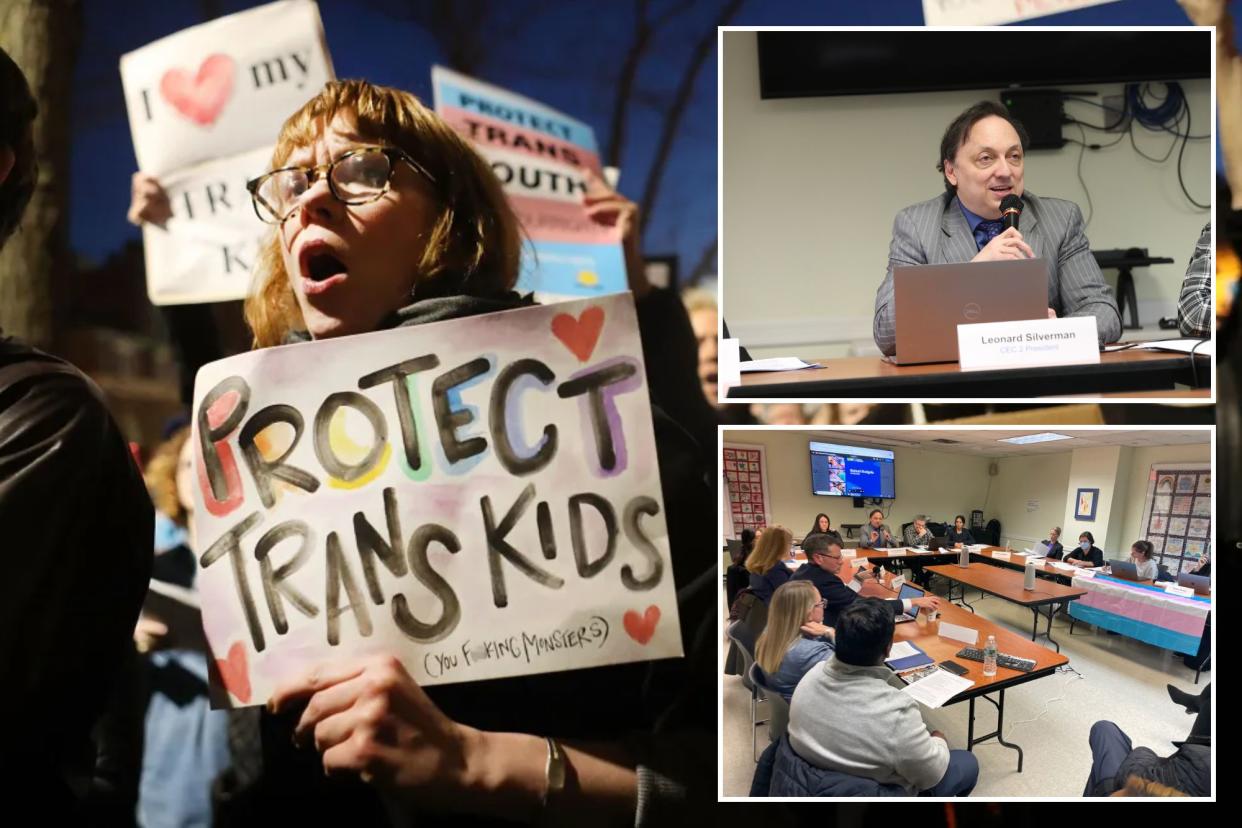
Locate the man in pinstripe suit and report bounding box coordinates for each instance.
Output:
[873,101,1122,357]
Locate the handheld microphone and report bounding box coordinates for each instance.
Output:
[1000,194,1023,231]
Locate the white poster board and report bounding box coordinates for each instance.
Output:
[120,0,335,304]
[922,0,1122,27]
[190,293,681,706]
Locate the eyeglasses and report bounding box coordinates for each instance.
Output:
[246,145,437,225]
[813,600,827,610]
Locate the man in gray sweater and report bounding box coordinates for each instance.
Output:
[787,600,978,796]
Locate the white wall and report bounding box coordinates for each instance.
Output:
[723,430,991,539]
[722,31,1213,359]
[1060,446,1126,553]
[988,452,1073,546]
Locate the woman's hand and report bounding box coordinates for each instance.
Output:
[271,655,490,812]
[582,171,649,299]
[128,172,172,227]
[133,615,169,654]
[802,621,833,640]
[1177,0,1228,28]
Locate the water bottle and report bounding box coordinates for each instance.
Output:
[1024,558,1036,591]
[983,635,998,676]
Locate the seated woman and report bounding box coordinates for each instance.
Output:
[1041,526,1065,559]
[1129,540,1159,581]
[1065,531,1105,568]
[1188,549,1211,577]
[945,515,974,547]
[746,525,794,603]
[804,512,843,546]
[753,581,834,702]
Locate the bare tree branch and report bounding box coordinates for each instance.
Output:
[686,236,717,286]
[604,0,694,167]
[638,0,742,236]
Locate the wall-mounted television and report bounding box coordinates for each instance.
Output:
[757,30,1209,100]
[809,441,895,499]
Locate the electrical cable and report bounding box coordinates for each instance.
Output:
[1061,83,1207,211]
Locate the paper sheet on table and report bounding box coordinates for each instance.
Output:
[1051,561,1077,571]
[902,668,975,709]
[887,641,920,660]
[738,357,821,373]
[1103,339,1213,357]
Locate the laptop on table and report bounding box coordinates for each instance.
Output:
[1177,571,1211,595]
[894,583,925,623]
[1107,559,1142,581]
[892,258,1050,365]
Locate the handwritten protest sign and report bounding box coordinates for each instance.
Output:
[432,66,627,300]
[921,0,1121,26]
[139,147,271,304]
[120,0,334,304]
[191,293,681,707]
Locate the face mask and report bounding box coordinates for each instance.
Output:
[1080,541,1091,551]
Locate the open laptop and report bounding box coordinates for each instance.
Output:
[1177,571,1211,595]
[928,536,947,551]
[892,258,1050,365]
[894,582,925,622]
[1107,558,1141,581]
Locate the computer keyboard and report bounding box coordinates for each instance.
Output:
[955,647,1036,673]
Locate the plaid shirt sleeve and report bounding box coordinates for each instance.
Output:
[1177,223,1212,338]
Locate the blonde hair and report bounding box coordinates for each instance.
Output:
[245,79,523,348]
[681,287,717,315]
[744,525,792,575]
[755,580,819,674]
[145,426,191,527]
[1109,775,1188,797]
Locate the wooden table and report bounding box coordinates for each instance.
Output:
[730,349,1210,398]
[926,563,1087,652]
[859,573,1068,771]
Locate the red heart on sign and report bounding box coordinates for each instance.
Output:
[623,605,661,645]
[215,641,251,704]
[551,306,605,362]
[160,54,235,126]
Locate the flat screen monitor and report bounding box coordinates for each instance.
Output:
[809,440,895,499]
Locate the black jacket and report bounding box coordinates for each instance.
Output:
[1091,742,1210,796]
[789,564,902,627]
[1065,545,1105,568]
[0,337,153,816]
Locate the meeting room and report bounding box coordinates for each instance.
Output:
[720,28,1213,399]
[722,426,1212,799]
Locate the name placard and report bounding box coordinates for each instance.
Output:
[957,317,1100,372]
[1075,568,1098,579]
[1164,583,1195,597]
[992,550,1011,560]
[938,622,978,645]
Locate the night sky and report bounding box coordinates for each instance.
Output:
[70,0,1219,279]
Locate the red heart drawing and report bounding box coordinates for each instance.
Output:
[623,605,661,645]
[215,641,251,704]
[160,54,235,126]
[551,306,605,362]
